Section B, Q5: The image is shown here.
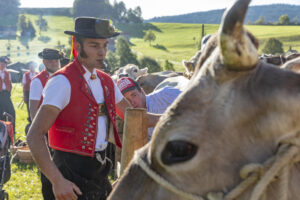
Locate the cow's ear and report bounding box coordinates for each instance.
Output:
[219,0,258,71]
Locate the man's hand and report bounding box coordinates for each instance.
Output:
[52,177,82,200]
[116,98,132,120]
[27,105,82,199]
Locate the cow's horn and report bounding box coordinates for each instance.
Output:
[219,0,258,70]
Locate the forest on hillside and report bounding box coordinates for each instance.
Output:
[148,4,300,25]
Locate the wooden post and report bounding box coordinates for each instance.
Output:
[120,108,148,175]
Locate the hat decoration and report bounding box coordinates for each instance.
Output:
[117,77,138,94]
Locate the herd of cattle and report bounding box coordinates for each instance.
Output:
[111,51,300,96]
[108,0,300,199]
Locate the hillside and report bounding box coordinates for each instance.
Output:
[1,14,300,72]
[120,23,300,71]
[148,4,300,24]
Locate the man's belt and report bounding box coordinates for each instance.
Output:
[98,103,107,116]
[95,150,106,165]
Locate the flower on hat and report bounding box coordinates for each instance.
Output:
[108,20,119,35]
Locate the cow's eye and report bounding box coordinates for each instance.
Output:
[133,69,138,73]
[161,140,197,165]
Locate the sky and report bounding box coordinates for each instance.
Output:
[19,0,300,20]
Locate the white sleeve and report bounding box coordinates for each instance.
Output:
[114,81,123,104]
[22,74,26,85]
[29,78,44,100]
[42,75,71,110]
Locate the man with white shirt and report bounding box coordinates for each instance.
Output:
[0,56,15,125]
[27,17,160,200]
[22,61,38,123]
[117,77,182,140]
[29,48,62,120]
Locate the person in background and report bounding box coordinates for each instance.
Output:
[29,49,63,120]
[117,77,182,140]
[22,61,38,123]
[0,56,15,127]
[27,16,161,200]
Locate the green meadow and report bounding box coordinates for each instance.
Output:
[0,14,73,64]
[122,23,300,70]
[2,15,300,198]
[4,83,42,199]
[1,15,300,71]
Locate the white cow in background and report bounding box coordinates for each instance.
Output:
[112,64,148,82]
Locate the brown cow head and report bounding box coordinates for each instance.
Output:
[109,0,300,199]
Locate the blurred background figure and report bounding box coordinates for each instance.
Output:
[0,56,15,127]
[29,48,63,121]
[22,61,38,124]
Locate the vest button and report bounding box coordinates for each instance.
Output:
[84,137,87,140]
[82,146,86,149]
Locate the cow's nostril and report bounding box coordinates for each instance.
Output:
[161,140,197,165]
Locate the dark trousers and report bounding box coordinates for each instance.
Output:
[0,91,15,128]
[41,150,112,200]
[23,90,31,122]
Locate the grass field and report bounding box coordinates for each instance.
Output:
[4,83,42,199]
[1,14,300,71]
[122,23,300,70]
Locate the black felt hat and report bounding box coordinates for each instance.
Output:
[64,17,120,39]
[38,48,64,60]
[0,56,10,64]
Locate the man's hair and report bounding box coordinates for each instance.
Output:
[74,35,84,46]
[74,35,88,58]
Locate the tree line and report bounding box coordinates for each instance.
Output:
[106,36,174,73]
[73,0,143,23]
[0,0,143,29]
[251,14,299,25]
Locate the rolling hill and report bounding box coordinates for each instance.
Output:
[1,14,300,72]
[147,4,300,24]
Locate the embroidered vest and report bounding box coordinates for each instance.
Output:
[48,59,121,157]
[0,70,12,92]
[33,70,49,88]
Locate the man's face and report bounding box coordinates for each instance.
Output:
[123,88,146,108]
[43,59,60,73]
[77,38,108,69]
[0,62,7,70]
